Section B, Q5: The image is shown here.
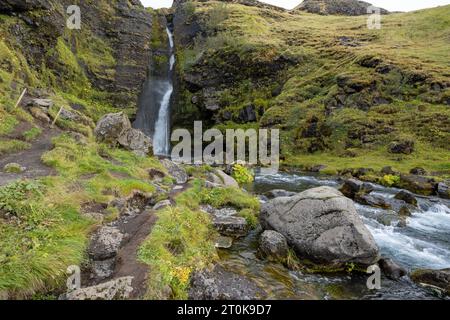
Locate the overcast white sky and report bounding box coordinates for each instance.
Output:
[142,0,450,12]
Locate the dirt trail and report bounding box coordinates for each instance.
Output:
[108,183,190,299]
[114,210,158,299]
[0,127,60,187]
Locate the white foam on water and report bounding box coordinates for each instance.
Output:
[153,27,175,156]
[362,205,450,269]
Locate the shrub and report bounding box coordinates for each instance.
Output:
[232,164,254,186]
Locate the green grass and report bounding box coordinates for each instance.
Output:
[0,139,30,156]
[138,205,217,299]
[138,178,260,299]
[176,2,450,178]
[0,130,166,298]
[22,127,42,142]
[0,181,93,297]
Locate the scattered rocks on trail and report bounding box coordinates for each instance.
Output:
[340,178,374,199]
[378,258,407,280]
[62,276,134,300]
[411,268,450,296]
[153,200,172,211]
[394,190,418,207]
[160,159,188,184]
[148,168,166,182]
[94,112,131,144]
[117,128,153,157]
[202,205,248,238]
[29,106,50,123]
[264,189,297,199]
[89,226,124,261]
[26,98,54,109]
[259,230,289,262]
[87,224,126,281]
[215,236,233,249]
[108,190,154,217]
[260,186,380,265]
[189,266,265,300]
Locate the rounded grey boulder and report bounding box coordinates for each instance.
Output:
[260,186,380,265]
[94,112,131,144]
[259,230,289,262]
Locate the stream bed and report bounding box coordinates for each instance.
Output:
[218,172,450,300]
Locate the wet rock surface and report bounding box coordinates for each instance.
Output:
[411,269,450,296]
[189,265,265,300]
[259,230,289,262]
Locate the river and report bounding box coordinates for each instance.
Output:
[218,171,450,300]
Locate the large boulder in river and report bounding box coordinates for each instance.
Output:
[94,112,131,144]
[411,269,450,296]
[260,186,380,265]
[117,128,153,157]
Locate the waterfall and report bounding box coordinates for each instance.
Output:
[153,27,175,156]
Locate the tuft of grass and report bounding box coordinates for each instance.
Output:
[22,127,42,142]
[0,139,30,156]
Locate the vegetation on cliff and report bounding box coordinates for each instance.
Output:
[173,1,449,179]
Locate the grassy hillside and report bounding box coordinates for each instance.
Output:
[174,1,449,177]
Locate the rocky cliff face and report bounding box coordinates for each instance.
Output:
[294,0,388,15]
[0,0,152,112]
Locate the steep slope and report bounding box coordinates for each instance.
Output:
[0,0,152,118]
[172,1,449,177]
[294,0,389,15]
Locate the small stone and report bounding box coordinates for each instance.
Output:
[259,230,289,262]
[215,236,233,249]
[378,258,407,280]
[29,106,50,123]
[153,200,172,211]
[394,190,418,207]
[213,216,248,237]
[410,167,427,176]
[88,226,124,260]
[3,163,26,173]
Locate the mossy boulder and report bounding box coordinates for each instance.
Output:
[3,163,25,173]
[411,269,450,296]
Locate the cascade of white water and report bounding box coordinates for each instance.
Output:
[153,27,175,156]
